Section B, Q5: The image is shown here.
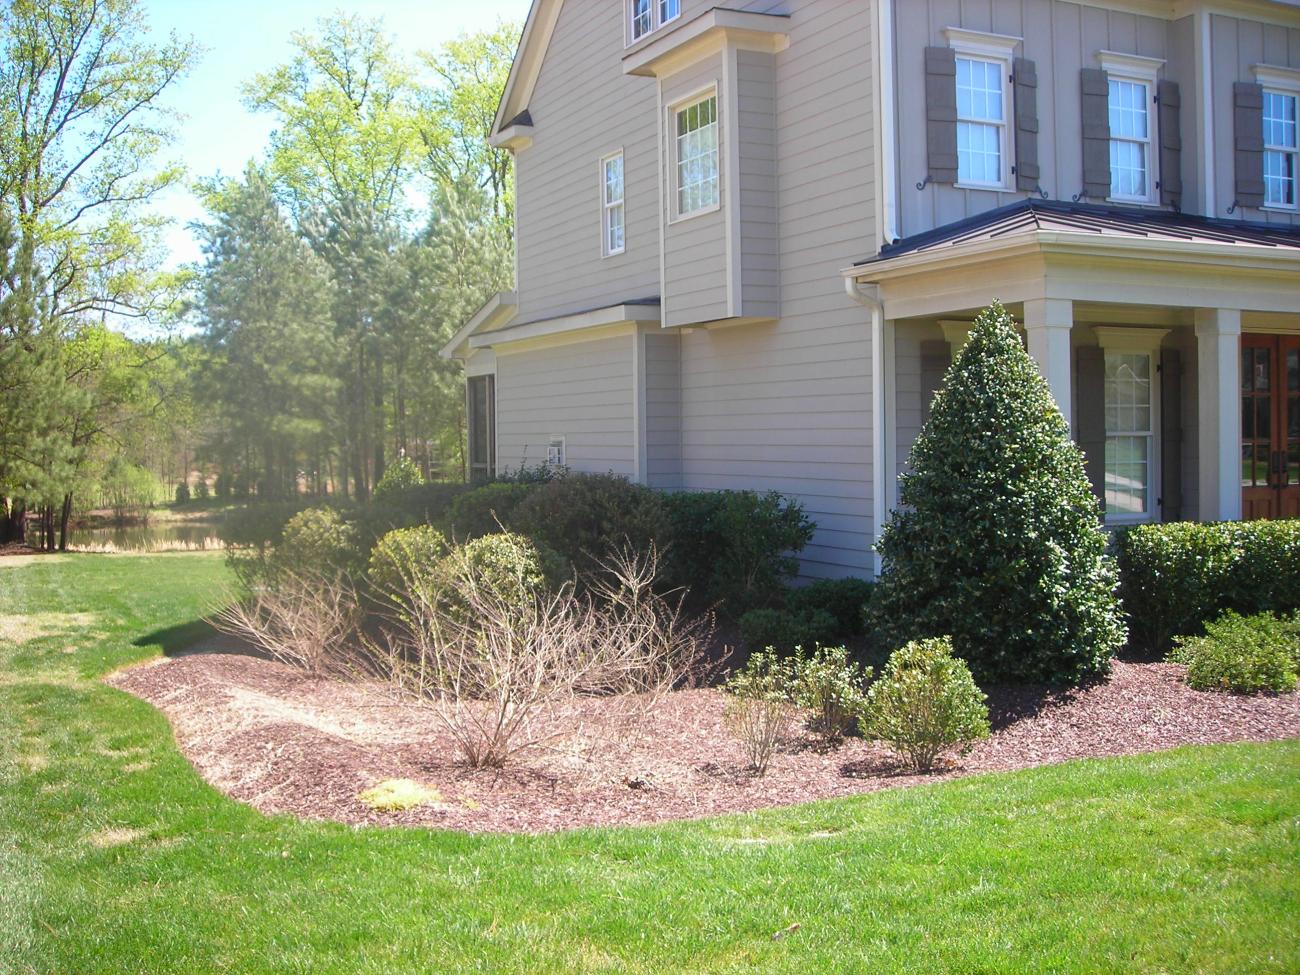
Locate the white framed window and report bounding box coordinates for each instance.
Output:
[1095,327,1168,523]
[956,56,1009,188]
[601,151,625,256]
[672,92,719,219]
[1098,52,1163,204]
[943,29,1019,190]
[628,0,679,43]
[1262,89,1298,210]
[546,436,566,468]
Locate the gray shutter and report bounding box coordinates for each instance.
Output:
[925,46,958,184]
[1080,68,1111,200]
[1157,80,1182,208]
[1159,348,1182,522]
[1013,58,1040,192]
[920,341,951,423]
[1233,81,1266,209]
[1075,345,1106,512]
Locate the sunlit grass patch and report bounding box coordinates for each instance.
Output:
[0,612,97,647]
[357,778,445,812]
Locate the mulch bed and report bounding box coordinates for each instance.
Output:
[0,542,47,558]
[108,650,1300,834]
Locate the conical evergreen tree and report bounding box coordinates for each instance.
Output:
[872,301,1125,684]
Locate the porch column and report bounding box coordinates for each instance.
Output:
[1024,298,1074,429]
[1194,308,1242,521]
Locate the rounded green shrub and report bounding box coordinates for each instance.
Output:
[367,525,451,602]
[444,482,537,539]
[862,636,991,772]
[871,302,1124,684]
[174,483,190,504]
[277,506,361,577]
[1169,610,1300,694]
[445,532,548,613]
[788,645,872,743]
[373,456,424,500]
[739,607,839,654]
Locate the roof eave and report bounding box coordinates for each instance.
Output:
[440,291,519,361]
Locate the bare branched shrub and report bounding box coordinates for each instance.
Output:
[213,569,360,678]
[367,541,708,768]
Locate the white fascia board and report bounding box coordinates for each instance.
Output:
[469,303,663,350]
[622,8,789,78]
[440,291,518,360]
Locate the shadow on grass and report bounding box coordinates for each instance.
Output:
[133,618,219,657]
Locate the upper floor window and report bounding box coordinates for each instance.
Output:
[601,151,625,256]
[674,94,719,218]
[1108,77,1154,202]
[955,56,1008,188]
[1263,89,1298,209]
[629,0,679,43]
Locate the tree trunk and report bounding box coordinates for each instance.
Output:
[58,492,73,551]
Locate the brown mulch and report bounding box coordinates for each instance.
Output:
[108,651,1300,834]
[0,542,46,558]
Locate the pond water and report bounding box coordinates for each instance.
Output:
[66,521,225,552]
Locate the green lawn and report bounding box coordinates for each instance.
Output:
[2,553,1298,974]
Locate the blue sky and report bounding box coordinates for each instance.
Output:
[144,0,531,268]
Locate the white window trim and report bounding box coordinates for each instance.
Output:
[626,0,681,47]
[668,86,721,224]
[1098,52,1163,206]
[546,436,566,469]
[1253,65,1300,213]
[945,29,1020,192]
[600,149,626,257]
[1095,326,1169,526]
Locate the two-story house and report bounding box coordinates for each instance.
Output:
[442,0,1300,579]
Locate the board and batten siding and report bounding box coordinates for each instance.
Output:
[676,0,878,579]
[895,0,1177,238]
[495,334,636,477]
[513,1,660,324]
[1209,12,1300,226]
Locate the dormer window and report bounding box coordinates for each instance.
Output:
[629,0,679,43]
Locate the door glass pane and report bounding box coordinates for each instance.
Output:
[1254,348,1271,391]
[1243,443,1258,487]
[1288,350,1299,392]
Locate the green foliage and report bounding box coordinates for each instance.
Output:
[511,474,670,581]
[193,479,211,501]
[1169,611,1300,694]
[664,490,815,615]
[786,578,874,643]
[373,457,424,499]
[1116,521,1300,653]
[739,607,840,655]
[871,302,1124,684]
[862,637,991,772]
[175,483,190,505]
[214,472,233,498]
[722,650,796,775]
[447,532,548,616]
[219,500,317,551]
[445,482,537,539]
[276,506,361,578]
[367,525,451,605]
[787,646,873,743]
[354,482,467,550]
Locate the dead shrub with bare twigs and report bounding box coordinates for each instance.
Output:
[367,541,709,769]
[213,568,361,678]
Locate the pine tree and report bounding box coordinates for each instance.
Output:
[872,301,1125,684]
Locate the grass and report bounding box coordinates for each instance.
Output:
[2,552,1298,974]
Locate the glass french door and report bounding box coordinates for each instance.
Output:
[1241,334,1300,520]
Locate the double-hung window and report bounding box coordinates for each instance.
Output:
[1263,88,1298,209]
[601,151,625,256]
[1108,77,1154,202]
[1096,327,1167,522]
[629,0,679,43]
[674,94,719,217]
[955,56,1008,187]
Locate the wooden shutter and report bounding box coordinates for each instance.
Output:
[1075,345,1107,512]
[925,46,958,184]
[1233,81,1266,209]
[1157,80,1182,208]
[1159,347,1182,522]
[1013,58,1040,192]
[1080,68,1111,200]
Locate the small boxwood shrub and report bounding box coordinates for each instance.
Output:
[451,532,549,614]
[722,650,796,775]
[1169,610,1300,694]
[739,607,840,655]
[277,506,362,578]
[786,578,874,643]
[367,526,451,605]
[1117,520,1300,653]
[664,490,815,615]
[174,483,190,504]
[444,482,538,540]
[788,645,872,743]
[372,456,425,499]
[861,636,991,772]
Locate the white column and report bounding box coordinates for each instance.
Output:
[1194,308,1243,521]
[1023,298,1075,429]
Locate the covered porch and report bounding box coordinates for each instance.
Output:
[846,201,1300,547]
